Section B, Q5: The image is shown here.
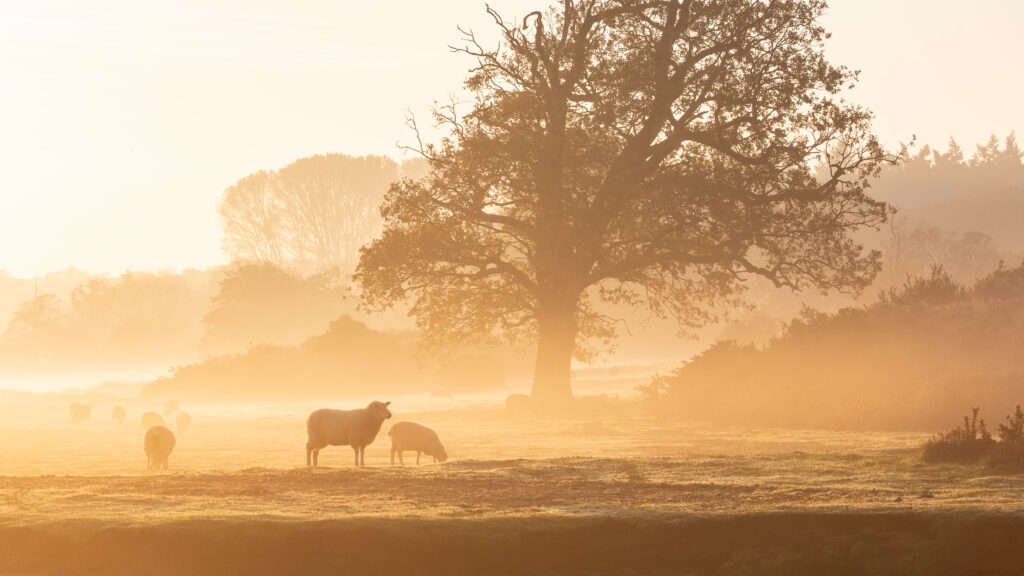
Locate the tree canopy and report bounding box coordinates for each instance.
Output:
[219,154,427,268]
[358,0,898,405]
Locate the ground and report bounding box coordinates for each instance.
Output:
[0,402,1022,574]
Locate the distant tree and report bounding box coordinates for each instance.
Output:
[219,154,423,269]
[933,137,965,168]
[1,289,64,363]
[358,0,897,405]
[971,132,1023,169]
[2,289,62,342]
[218,171,287,263]
[201,263,349,354]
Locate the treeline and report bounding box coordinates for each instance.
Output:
[0,269,217,373]
[645,262,1024,431]
[871,133,1024,286]
[144,316,506,401]
[0,264,355,375]
[0,153,424,378]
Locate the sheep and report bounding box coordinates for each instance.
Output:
[144,425,176,469]
[141,411,165,430]
[505,394,532,415]
[69,403,91,425]
[162,400,179,419]
[306,400,392,468]
[176,411,192,434]
[388,421,447,466]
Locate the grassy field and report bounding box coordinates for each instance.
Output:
[0,402,1022,574]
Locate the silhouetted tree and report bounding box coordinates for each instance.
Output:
[1,289,64,364]
[201,263,349,354]
[2,289,62,343]
[219,154,423,268]
[218,171,287,263]
[358,0,897,405]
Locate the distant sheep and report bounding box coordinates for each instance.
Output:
[176,411,192,434]
[141,411,165,430]
[162,400,179,419]
[70,403,91,425]
[112,405,126,424]
[306,401,392,468]
[144,425,176,469]
[388,421,447,466]
[505,394,532,415]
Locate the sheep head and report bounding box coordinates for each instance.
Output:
[368,400,392,420]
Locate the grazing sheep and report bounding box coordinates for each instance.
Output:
[306,401,392,468]
[112,405,126,424]
[141,411,165,430]
[162,400,179,419]
[70,403,91,425]
[144,425,176,469]
[505,394,532,415]
[176,411,192,434]
[388,421,447,466]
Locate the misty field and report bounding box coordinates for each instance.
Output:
[1,402,1023,574]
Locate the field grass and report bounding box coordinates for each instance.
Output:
[0,402,1022,574]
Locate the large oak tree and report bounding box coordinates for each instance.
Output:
[357,0,898,406]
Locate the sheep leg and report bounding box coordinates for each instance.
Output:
[416,451,421,465]
[390,442,396,466]
[397,450,404,466]
[353,446,360,467]
[312,449,320,468]
[360,446,366,467]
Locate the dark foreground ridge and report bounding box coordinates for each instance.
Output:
[1,513,1022,575]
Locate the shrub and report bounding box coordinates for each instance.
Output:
[922,407,994,464]
[923,405,1024,468]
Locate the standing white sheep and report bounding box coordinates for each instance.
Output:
[144,425,176,469]
[69,403,91,425]
[176,411,192,434]
[388,421,448,466]
[305,401,392,468]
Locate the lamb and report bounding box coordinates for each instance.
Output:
[388,421,447,466]
[306,400,392,468]
[141,411,165,430]
[176,411,192,434]
[112,405,126,424]
[69,403,91,425]
[144,425,176,469]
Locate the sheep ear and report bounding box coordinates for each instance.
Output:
[385,401,391,406]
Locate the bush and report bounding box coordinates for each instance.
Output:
[923,405,1024,467]
[922,407,994,464]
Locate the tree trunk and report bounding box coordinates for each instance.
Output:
[530,300,576,407]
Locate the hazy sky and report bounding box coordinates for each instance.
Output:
[1,0,1021,277]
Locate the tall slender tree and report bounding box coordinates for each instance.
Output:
[358,0,898,406]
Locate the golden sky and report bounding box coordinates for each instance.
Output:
[1,0,1021,277]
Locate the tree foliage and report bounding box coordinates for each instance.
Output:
[219,154,426,268]
[647,261,1024,430]
[358,0,897,403]
[201,263,349,354]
